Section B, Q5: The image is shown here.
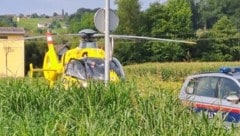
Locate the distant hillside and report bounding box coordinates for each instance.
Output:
[16,17,67,35]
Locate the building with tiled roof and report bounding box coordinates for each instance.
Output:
[0,27,25,35]
[0,27,25,77]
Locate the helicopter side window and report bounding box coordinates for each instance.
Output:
[79,41,97,48]
[110,61,119,72]
[110,58,125,79]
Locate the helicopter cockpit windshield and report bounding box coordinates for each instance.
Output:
[64,59,87,80]
[64,58,125,81]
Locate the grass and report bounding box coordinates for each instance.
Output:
[1,62,240,135]
[17,18,51,31]
[16,17,67,35]
[124,61,240,82]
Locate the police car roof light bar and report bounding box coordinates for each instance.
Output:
[220,67,240,74]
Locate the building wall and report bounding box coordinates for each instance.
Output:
[0,35,24,77]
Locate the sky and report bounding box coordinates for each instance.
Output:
[0,0,162,16]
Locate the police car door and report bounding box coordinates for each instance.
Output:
[218,77,240,123]
[182,75,221,118]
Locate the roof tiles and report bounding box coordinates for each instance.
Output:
[0,27,25,35]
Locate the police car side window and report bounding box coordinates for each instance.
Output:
[186,78,198,94]
[219,78,239,99]
[195,77,219,98]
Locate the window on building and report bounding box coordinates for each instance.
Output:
[0,36,8,39]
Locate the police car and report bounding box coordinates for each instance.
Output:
[179,67,240,124]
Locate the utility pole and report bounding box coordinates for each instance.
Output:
[104,0,110,84]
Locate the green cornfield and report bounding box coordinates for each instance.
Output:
[0,62,240,135]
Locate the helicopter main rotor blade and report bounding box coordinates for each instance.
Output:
[108,35,196,44]
[23,35,46,40]
[4,33,196,45]
[92,34,196,44]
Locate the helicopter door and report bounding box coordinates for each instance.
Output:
[110,57,125,80]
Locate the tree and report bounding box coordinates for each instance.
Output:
[77,12,95,31]
[211,16,238,38]
[114,0,145,64]
[164,0,193,38]
[197,16,239,61]
[115,0,141,35]
[197,0,219,29]
[145,0,193,38]
[68,12,95,33]
[192,0,240,29]
[49,20,61,29]
[67,8,96,33]
[220,0,240,30]
[143,2,165,37]
[0,16,16,27]
[19,13,24,18]
[25,40,47,74]
[142,0,193,62]
[53,12,58,17]
[31,13,39,18]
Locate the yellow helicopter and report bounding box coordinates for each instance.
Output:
[29,29,125,88]
[27,7,197,88]
[28,28,196,88]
